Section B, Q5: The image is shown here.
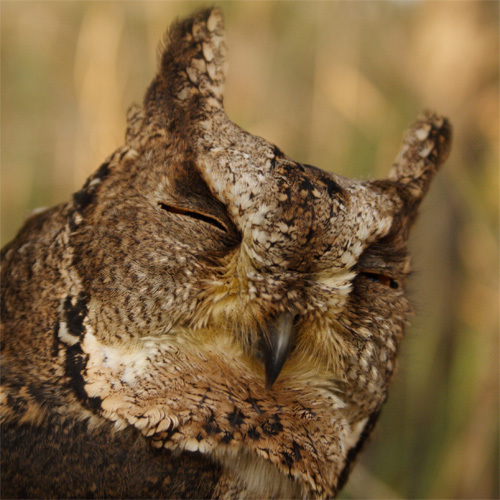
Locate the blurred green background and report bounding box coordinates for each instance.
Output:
[1,2,498,498]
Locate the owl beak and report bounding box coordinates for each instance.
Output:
[262,310,296,389]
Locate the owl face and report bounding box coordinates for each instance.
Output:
[71,85,446,406]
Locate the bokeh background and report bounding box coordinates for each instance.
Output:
[1,2,498,498]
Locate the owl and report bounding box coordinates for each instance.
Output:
[1,8,451,499]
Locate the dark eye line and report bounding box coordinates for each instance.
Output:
[360,271,399,290]
[158,202,227,232]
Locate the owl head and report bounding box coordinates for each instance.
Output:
[66,8,451,497]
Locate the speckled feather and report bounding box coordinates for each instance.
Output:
[1,8,451,499]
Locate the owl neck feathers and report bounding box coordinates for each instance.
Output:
[77,326,350,498]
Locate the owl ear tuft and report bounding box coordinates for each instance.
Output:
[144,8,228,125]
[388,112,452,204]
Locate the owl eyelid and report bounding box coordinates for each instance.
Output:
[158,202,228,233]
[360,271,399,289]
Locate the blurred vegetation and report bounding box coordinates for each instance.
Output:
[1,2,498,498]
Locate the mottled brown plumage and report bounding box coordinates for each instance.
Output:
[1,8,451,499]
